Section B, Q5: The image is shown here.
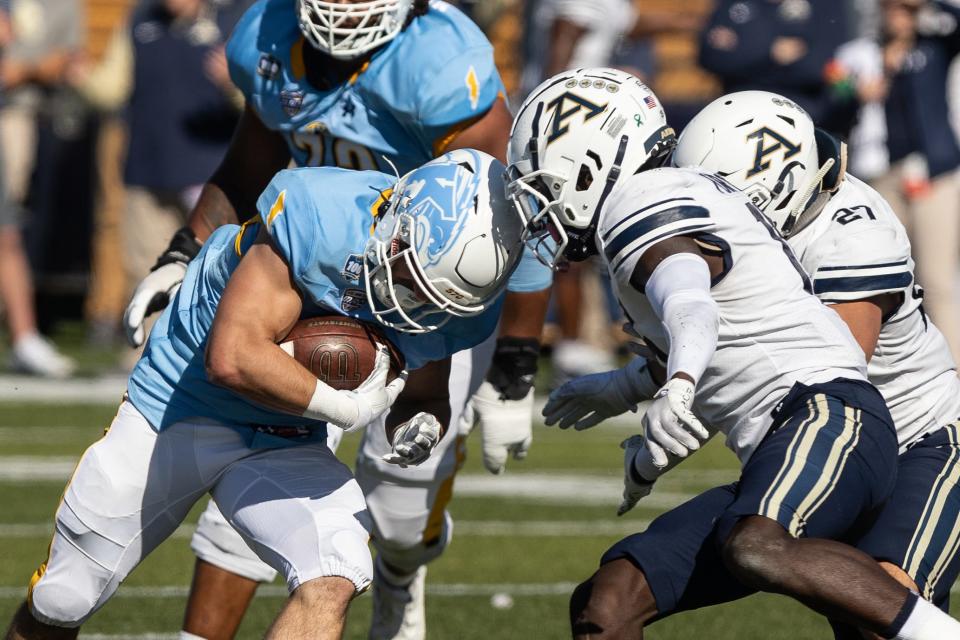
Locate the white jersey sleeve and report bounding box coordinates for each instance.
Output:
[789,176,960,449]
[798,184,913,304]
[596,168,720,288]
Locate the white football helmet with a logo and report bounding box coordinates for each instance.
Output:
[672,91,846,237]
[507,68,676,265]
[364,149,524,333]
[297,0,414,60]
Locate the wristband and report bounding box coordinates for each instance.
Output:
[152,226,202,271]
[303,379,360,431]
[485,337,540,400]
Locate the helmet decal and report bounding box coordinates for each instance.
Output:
[746,128,802,178]
[545,92,608,145]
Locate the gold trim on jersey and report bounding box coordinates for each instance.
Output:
[234,218,261,257]
[291,37,306,80]
[349,61,371,86]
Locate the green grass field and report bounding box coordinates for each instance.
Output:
[0,396,950,639]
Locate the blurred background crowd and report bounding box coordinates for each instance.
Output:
[0,0,959,382]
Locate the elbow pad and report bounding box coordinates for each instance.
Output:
[645,253,719,384]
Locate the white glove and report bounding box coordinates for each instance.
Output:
[306,346,407,431]
[542,357,659,430]
[342,347,407,430]
[617,435,657,516]
[123,261,188,347]
[382,412,443,467]
[642,377,709,468]
[469,381,533,475]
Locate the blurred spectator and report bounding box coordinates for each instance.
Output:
[80,0,246,356]
[523,0,702,94]
[0,0,76,377]
[833,36,889,179]
[870,0,960,363]
[699,0,855,132]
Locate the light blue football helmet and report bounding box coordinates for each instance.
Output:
[364,149,524,333]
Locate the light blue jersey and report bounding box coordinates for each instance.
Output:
[227,0,502,175]
[225,0,551,293]
[127,168,508,444]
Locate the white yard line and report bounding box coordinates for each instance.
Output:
[0,520,649,540]
[0,457,723,509]
[1,580,954,603]
[0,375,127,403]
[0,375,650,429]
[80,635,180,640]
[0,582,580,601]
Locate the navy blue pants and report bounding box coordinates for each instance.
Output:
[601,378,898,621]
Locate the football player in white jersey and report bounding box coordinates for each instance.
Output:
[673,90,960,639]
[118,2,551,639]
[508,68,960,639]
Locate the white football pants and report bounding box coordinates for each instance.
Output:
[190,336,496,582]
[28,402,372,628]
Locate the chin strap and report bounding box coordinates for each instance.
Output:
[783,129,848,237]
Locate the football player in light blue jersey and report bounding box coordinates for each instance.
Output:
[118,3,552,638]
[11,150,524,639]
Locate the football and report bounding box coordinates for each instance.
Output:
[279,316,404,390]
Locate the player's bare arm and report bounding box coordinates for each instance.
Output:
[205,229,314,414]
[190,106,292,241]
[444,98,513,163]
[829,294,899,361]
[207,227,403,429]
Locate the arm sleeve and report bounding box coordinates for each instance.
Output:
[644,253,719,383]
[809,226,913,304]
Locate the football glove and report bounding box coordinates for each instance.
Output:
[485,337,540,400]
[469,380,533,475]
[382,412,443,467]
[542,357,659,430]
[123,227,201,347]
[338,346,407,431]
[305,346,407,431]
[642,377,709,467]
[617,435,657,516]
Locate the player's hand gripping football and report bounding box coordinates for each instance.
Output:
[542,357,659,430]
[339,346,407,431]
[642,377,709,467]
[382,412,442,467]
[468,381,533,474]
[617,435,657,516]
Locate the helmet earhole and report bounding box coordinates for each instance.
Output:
[576,165,594,191]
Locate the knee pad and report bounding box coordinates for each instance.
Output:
[191,500,278,583]
[30,580,97,628]
[372,511,452,575]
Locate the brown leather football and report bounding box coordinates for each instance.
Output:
[279,316,404,391]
